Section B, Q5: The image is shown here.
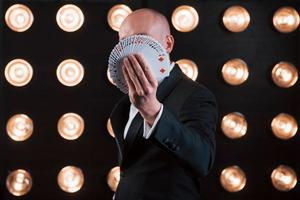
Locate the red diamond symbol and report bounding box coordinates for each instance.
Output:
[159,56,164,62]
[160,68,166,74]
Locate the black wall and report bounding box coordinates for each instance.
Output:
[1,0,299,200]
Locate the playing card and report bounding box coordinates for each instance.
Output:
[108,34,171,94]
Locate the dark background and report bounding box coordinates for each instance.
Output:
[0,0,299,200]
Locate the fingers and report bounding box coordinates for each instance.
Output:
[122,58,135,93]
[127,55,150,93]
[123,57,144,96]
[135,54,157,87]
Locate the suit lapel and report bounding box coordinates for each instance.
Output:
[110,64,184,162]
[109,95,130,160]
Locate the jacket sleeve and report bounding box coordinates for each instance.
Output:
[150,88,218,177]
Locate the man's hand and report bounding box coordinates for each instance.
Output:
[122,54,161,126]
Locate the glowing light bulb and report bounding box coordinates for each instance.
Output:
[220,166,246,192]
[6,169,32,196]
[107,4,132,31]
[176,59,198,81]
[172,5,199,32]
[57,166,84,193]
[223,6,250,32]
[58,113,84,140]
[56,4,84,32]
[56,59,84,86]
[5,4,34,32]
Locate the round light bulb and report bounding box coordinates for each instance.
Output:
[220,165,246,192]
[5,59,33,87]
[58,113,84,140]
[56,4,84,32]
[172,5,199,32]
[107,4,132,32]
[271,113,298,140]
[221,112,247,139]
[222,58,249,85]
[5,4,34,32]
[6,114,33,141]
[272,61,298,88]
[176,59,198,81]
[107,166,120,192]
[223,6,250,32]
[57,166,84,193]
[57,59,84,86]
[273,7,300,33]
[6,169,32,196]
[271,165,297,191]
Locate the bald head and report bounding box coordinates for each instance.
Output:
[119,8,174,54]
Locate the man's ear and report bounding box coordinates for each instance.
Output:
[165,34,174,54]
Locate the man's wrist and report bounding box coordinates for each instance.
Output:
[140,101,162,126]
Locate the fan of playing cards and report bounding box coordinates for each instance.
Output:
[108,34,172,94]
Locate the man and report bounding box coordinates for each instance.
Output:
[109,8,218,200]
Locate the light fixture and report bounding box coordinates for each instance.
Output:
[56,4,84,32]
[107,118,115,138]
[273,7,300,33]
[271,113,298,140]
[5,4,34,32]
[57,166,84,193]
[272,61,298,88]
[5,59,33,87]
[221,112,247,139]
[107,67,116,86]
[271,165,297,191]
[6,169,32,196]
[176,59,198,81]
[107,166,120,192]
[220,165,246,192]
[57,113,84,140]
[6,114,33,141]
[171,5,199,32]
[222,58,249,85]
[223,5,250,32]
[107,4,132,32]
[57,59,84,86]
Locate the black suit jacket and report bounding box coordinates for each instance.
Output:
[110,64,218,200]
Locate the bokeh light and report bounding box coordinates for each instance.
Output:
[107,166,120,192]
[171,5,199,32]
[220,165,247,192]
[58,113,85,140]
[6,169,32,196]
[107,4,132,31]
[57,166,84,193]
[271,113,298,140]
[272,61,298,88]
[5,4,34,32]
[56,4,84,32]
[57,59,84,86]
[107,118,115,138]
[221,112,247,139]
[5,59,33,87]
[222,58,249,85]
[223,5,250,32]
[6,114,33,141]
[273,7,300,33]
[271,165,297,191]
[176,59,198,81]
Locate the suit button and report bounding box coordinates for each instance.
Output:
[175,146,180,151]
